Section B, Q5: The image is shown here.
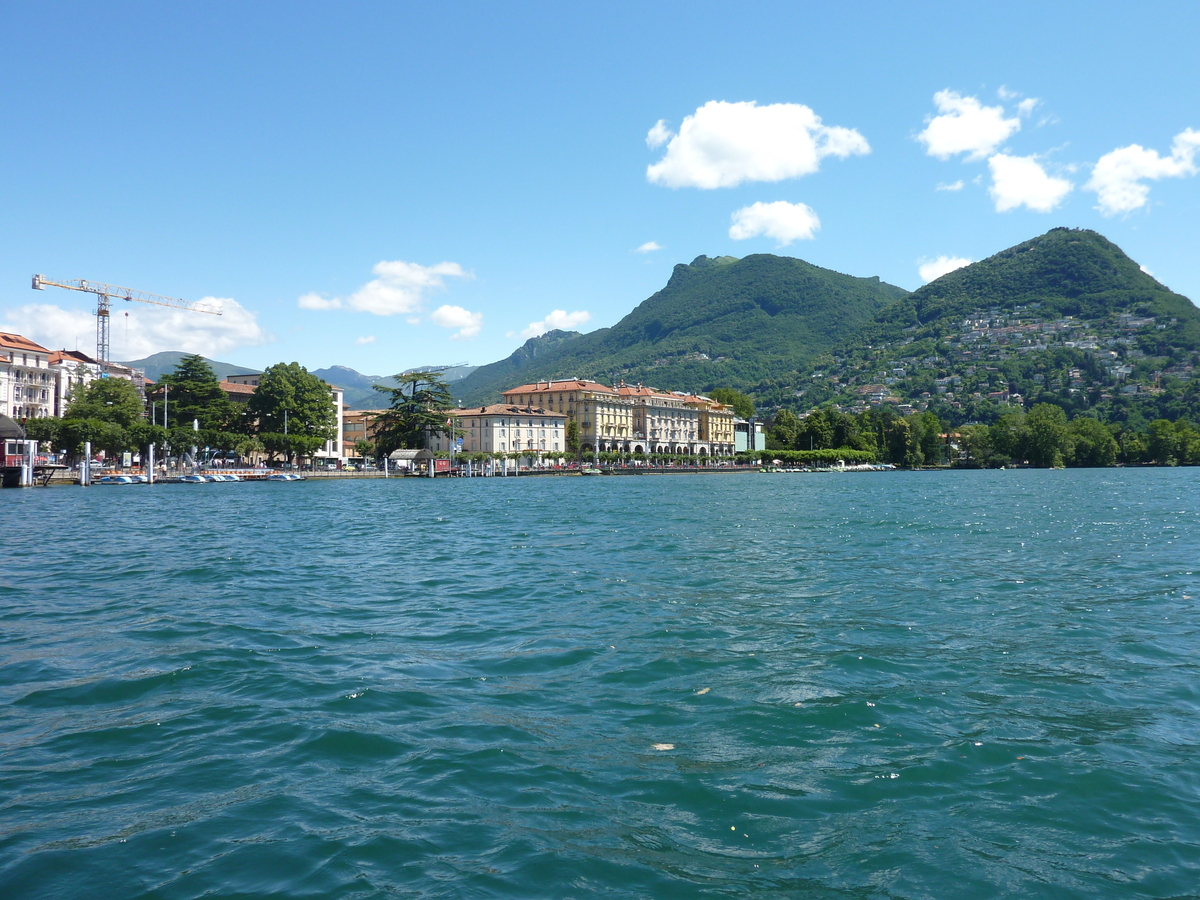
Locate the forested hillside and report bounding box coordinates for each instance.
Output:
[453,254,907,404]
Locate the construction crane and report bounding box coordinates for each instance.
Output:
[32,274,222,364]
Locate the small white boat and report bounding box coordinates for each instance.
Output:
[179,474,208,484]
[96,474,137,485]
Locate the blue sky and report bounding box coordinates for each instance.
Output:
[2,2,1198,376]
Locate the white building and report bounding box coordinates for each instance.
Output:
[427,403,567,457]
[1,333,55,420]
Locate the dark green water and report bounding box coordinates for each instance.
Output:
[1,470,1198,898]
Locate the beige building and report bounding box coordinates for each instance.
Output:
[616,383,698,453]
[343,409,387,455]
[501,379,632,453]
[426,403,567,456]
[502,377,735,457]
[686,394,736,456]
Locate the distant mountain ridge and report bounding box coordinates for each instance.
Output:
[117,351,259,382]
[120,355,478,409]
[126,228,1200,424]
[452,253,909,404]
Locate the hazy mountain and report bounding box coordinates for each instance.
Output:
[313,363,478,409]
[118,351,258,382]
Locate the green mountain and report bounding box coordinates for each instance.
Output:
[800,228,1200,426]
[453,253,909,404]
[117,351,259,382]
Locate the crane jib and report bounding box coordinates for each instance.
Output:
[31,273,223,364]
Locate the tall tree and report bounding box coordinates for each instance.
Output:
[160,354,237,431]
[245,362,337,462]
[768,408,801,449]
[371,373,455,455]
[64,377,145,429]
[1026,403,1071,467]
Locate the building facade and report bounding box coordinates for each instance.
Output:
[426,403,567,456]
[501,379,633,453]
[1,333,55,420]
[502,378,735,456]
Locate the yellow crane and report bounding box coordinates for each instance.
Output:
[32,274,222,364]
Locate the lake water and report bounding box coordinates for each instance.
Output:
[1,469,1198,899]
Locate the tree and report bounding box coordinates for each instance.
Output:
[245,362,337,462]
[1147,419,1180,465]
[64,377,145,429]
[160,354,237,431]
[1026,403,1071,467]
[989,411,1029,465]
[22,417,61,451]
[768,408,801,449]
[798,408,834,451]
[565,420,579,453]
[371,372,455,455]
[709,387,755,419]
[1069,417,1119,467]
[353,438,373,458]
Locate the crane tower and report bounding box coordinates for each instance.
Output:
[32,275,222,364]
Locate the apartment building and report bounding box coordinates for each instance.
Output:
[425,403,566,455]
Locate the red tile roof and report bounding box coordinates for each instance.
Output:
[0,332,50,354]
[503,379,616,395]
[451,403,564,419]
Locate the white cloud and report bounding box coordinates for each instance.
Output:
[517,309,592,340]
[298,292,342,310]
[1085,128,1200,216]
[729,200,820,245]
[918,90,1022,161]
[936,180,965,192]
[918,255,973,283]
[646,100,869,189]
[355,335,376,345]
[1140,264,1155,277]
[430,304,483,340]
[1,298,269,360]
[635,241,662,253]
[1017,98,1039,117]
[987,153,1073,212]
[646,120,672,149]
[298,260,472,316]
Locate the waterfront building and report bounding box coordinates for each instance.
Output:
[502,378,735,457]
[686,394,736,457]
[1,333,55,420]
[49,349,103,416]
[501,380,632,453]
[616,382,703,455]
[734,418,767,453]
[342,409,387,456]
[426,403,567,457]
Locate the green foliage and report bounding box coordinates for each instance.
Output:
[1026,403,1070,467]
[160,354,238,431]
[708,387,755,418]
[64,377,145,429]
[454,253,908,404]
[1068,417,1119,467]
[750,448,878,465]
[245,362,337,459]
[22,416,61,449]
[371,372,455,455]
